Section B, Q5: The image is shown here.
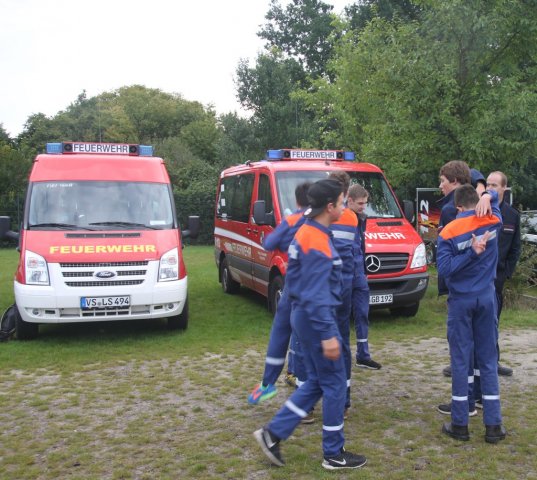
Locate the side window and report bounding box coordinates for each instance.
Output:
[217,174,254,223]
[257,174,273,215]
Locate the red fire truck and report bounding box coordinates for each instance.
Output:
[0,142,199,338]
[214,149,428,317]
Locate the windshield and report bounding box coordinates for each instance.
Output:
[28,181,175,230]
[275,170,402,218]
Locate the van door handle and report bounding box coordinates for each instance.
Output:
[252,229,259,234]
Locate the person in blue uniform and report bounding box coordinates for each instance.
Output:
[248,182,311,405]
[254,179,367,470]
[326,171,357,413]
[437,184,506,444]
[347,183,382,370]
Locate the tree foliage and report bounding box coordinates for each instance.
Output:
[305,0,537,205]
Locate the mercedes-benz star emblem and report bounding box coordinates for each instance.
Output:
[365,255,381,273]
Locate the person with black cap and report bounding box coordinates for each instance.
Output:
[254,179,367,471]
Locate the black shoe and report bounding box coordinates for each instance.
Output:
[485,424,507,444]
[437,402,477,417]
[443,365,452,377]
[442,422,470,441]
[254,427,284,467]
[322,449,367,470]
[356,358,382,370]
[498,364,513,376]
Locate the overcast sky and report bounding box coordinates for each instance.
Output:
[0,0,350,137]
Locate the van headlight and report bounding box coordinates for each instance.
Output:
[410,243,427,269]
[25,250,50,285]
[159,247,179,281]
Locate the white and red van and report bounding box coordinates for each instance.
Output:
[214,148,428,316]
[0,142,199,338]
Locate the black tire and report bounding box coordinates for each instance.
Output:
[390,302,420,317]
[15,306,39,340]
[168,297,188,330]
[220,257,240,294]
[268,275,284,315]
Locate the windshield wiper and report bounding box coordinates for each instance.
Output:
[29,223,95,230]
[88,221,158,229]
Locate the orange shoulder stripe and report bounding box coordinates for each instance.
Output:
[440,214,501,240]
[295,224,333,257]
[286,212,303,227]
[332,207,358,227]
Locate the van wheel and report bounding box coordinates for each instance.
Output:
[220,258,240,294]
[168,298,188,330]
[390,303,419,317]
[268,275,284,315]
[15,307,39,340]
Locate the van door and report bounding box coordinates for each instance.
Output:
[218,172,256,289]
[251,172,276,296]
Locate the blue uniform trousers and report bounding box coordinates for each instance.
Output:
[447,290,502,427]
[353,273,371,361]
[267,308,346,457]
[262,287,293,386]
[335,281,353,408]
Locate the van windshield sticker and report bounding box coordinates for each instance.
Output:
[46,183,74,188]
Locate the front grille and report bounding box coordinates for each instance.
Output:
[60,261,148,268]
[59,261,150,288]
[65,280,144,287]
[365,253,409,274]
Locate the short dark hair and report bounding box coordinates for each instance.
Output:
[440,160,471,185]
[328,170,351,196]
[295,181,312,208]
[454,184,479,209]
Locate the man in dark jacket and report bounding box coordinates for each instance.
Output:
[485,171,521,376]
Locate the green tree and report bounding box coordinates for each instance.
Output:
[306,0,537,202]
[259,0,339,78]
[344,0,422,31]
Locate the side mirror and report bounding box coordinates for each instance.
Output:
[253,200,267,225]
[402,200,414,224]
[182,215,200,239]
[0,216,19,241]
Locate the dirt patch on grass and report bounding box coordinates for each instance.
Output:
[2,329,537,479]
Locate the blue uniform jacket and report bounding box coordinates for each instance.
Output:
[437,191,502,297]
[262,209,306,252]
[286,219,342,341]
[497,201,521,279]
[330,207,359,280]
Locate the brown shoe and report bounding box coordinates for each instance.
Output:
[301,411,315,424]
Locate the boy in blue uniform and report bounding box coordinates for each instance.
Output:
[248,182,311,404]
[254,179,367,470]
[437,184,506,444]
[347,184,382,370]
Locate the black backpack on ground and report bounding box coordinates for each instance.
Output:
[0,304,17,342]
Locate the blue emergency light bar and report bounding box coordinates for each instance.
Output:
[266,149,355,161]
[46,142,154,156]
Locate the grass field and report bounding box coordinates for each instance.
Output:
[0,246,536,479]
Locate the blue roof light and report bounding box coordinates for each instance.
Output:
[266,149,284,160]
[46,143,63,154]
[344,151,355,161]
[138,145,154,156]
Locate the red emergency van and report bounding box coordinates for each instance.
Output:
[0,142,199,339]
[214,149,428,316]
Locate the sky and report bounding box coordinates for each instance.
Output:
[0,0,351,137]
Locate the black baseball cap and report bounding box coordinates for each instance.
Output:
[304,179,343,218]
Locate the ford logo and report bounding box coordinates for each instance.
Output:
[94,270,116,279]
